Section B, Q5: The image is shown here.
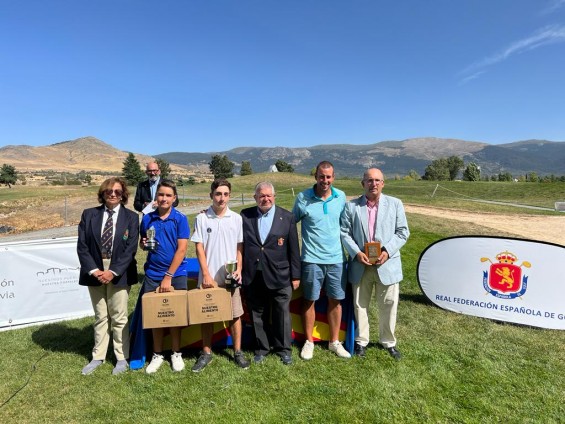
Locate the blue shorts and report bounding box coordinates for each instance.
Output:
[143,276,188,293]
[301,262,346,301]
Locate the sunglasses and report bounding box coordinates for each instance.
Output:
[104,189,123,197]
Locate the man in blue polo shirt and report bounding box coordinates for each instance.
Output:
[293,161,350,360]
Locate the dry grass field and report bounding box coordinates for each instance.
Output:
[3,175,565,246]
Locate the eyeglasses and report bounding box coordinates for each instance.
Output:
[146,169,159,173]
[104,189,123,197]
[365,179,383,184]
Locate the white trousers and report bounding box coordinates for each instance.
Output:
[88,284,130,361]
[352,266,399,348]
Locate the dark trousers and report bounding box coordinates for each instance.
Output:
[246,272,292,356]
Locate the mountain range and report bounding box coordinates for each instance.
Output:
[1,136,564,177]
[156,137,565,177]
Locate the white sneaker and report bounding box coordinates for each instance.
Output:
[300,340,315,360]
[146,353,165,374]
[171,352,185,372]
[328,341,351,358]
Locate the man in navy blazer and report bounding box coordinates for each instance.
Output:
[133,161,178,213]
[241,182,301,365]
[340,168,409,360]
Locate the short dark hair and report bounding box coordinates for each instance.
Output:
[157,179,178,197]
[211,178,231,193]
[97,177,129,205]
[315,161,334,177]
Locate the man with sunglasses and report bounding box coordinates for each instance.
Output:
[134,161,178,213]
[340,168,409,360]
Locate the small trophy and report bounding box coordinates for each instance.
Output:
[145,226,157,251]
[365,241,382,264]
[224,260,239,288]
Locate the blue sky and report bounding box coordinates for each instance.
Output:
[1,0,564,154]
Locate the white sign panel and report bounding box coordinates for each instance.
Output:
[418,236,565,330]
[0,237,93,330]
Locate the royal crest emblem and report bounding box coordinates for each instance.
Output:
[481,251,530,299]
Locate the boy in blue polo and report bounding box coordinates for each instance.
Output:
[140,179,189,373]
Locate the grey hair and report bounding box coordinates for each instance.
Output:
[254,181,276,196]
[362,168,385,181]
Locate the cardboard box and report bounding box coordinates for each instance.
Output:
[142,290,188,329]
[187,287,232,324]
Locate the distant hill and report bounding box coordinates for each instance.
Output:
[156,137,565,177]
[2,136,564,177]
[0,136,178,173]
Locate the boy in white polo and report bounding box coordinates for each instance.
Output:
[190,178,250,372]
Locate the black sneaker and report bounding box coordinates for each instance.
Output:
[234,351,250,369]
[191,352,213,373]
[354,343,366,358]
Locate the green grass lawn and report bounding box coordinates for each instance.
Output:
[0,175,564,423]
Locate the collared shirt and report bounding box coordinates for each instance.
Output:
[258,206,275,244]
[149,176,160,201]
[141,207,190,279]
[190,206,243,286]
[89,204,121,275]
[292,185,346,264]
[101,204,121,244]
[366,197,379,242]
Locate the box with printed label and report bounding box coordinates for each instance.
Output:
[187,287,232,324]
[142,290,188,329]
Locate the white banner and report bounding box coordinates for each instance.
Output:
[418,236,565,330]
[0,236,93,330]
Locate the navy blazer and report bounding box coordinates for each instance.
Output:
[241,205,301,290]
[77,205,139,287]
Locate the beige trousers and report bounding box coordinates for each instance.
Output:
[352,266,399,348]
[88,284,131,361]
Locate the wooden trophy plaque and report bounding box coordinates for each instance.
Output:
[364,242,382,264]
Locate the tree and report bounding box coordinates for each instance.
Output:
[275,160,294,173]
[463,163,481,181]
[447,156,464,180]
[240,161,253,176]
[188,176,196,185]
[423,158,450,181]
[209,154,234,179]
[527,172,539,182]
[407,170,420,181]
[498,171,513,182]
[0,164,17,188]
[122,153,145,185]
[155,158,171,179]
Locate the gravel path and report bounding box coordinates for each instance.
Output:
[405,204,565,246]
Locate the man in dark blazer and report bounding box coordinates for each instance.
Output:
[77,177,139,375]
[133,161,178,213]
[241,181,301,365]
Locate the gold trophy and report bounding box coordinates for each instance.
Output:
[365,241,381,264]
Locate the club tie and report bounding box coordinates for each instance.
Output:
[101,209,114,258]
